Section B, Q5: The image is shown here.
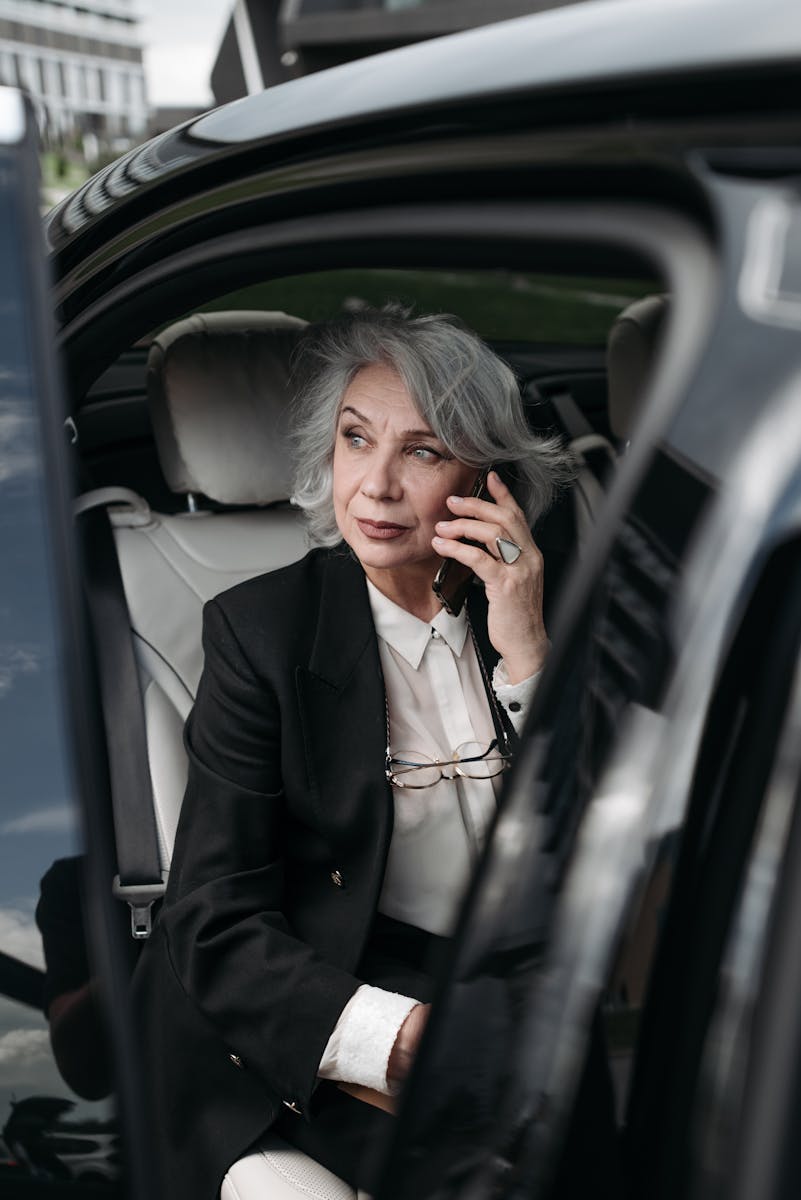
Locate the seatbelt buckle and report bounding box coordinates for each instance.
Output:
[112,874,167,939]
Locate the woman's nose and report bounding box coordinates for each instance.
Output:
[360,454,402,500]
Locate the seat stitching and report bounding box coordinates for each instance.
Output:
[258,1149,353,1200]
[133,630,196,702]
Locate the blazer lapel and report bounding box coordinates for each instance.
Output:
[294,561,516,859]
[295,549,392,856]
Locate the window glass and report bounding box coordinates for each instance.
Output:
[0,143,119,1189]
[198,268,657,346]
[623,540,801,1200]
[89,264,653,515]
[377,452,711,1200]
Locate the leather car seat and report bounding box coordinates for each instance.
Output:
[572,292,670,538]
[606,293,670,444]
[78,311,310,863]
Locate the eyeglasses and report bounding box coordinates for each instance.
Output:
[385,739,512,789]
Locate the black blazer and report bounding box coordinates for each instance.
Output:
[132,545,505,1200]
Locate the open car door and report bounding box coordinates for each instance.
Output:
[0,87,154,1199]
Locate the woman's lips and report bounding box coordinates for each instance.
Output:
[356,519,409,540]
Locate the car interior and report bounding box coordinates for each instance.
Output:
[63,260,671,1197]
[70,269,665,878]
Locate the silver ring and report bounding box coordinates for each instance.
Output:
[496,536,522,564]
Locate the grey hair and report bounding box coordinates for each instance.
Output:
[290,304,575,546]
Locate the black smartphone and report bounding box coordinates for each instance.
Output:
[432,466,492,616]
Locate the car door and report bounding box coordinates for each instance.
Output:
[0,88,152,1198]
[373,152,801,1200]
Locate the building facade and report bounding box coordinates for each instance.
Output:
[0,0,148,148]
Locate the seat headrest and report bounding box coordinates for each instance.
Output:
[147,310,308,506]
[606,294,669,440]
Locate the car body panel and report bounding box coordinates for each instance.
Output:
[189,0,801,148]
[46,0,801,292]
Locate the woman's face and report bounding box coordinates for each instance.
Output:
[332,362,478,587]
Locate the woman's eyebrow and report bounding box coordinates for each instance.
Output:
[340,405,436,439]
[340,405,370,424]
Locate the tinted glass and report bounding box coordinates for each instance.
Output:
[376,437,712,1200]
[625,538,801,1200]
[196,268,657,345]
[0,116,120,1190]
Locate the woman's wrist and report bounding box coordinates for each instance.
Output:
[387,1002,431,1089]
[501,636,549,685]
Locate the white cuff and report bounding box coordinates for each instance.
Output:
[492,659,542,733]
[317,984,419,1095]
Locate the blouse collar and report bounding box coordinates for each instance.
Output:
[365,577,468,669]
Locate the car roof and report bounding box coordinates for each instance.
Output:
[192,0,801,148]
[47,0,801,257]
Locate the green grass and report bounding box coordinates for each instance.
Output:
[40,151,90,192]
[40,151,91,212]
[198,268,658,345]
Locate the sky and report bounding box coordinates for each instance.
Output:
[138,0,234,109]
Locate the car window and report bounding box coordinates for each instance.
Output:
[77,264,658,521]
[626,536,801,1200]
[376,433,715,1200]
[0,107,123,1194]
[194,267,658,345]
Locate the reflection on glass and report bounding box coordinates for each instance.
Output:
[378,479,689,1200]
[0,155,118,1187]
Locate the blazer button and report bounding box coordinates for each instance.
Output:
[330,869,344,888]
[229,1053,244,1069]
[282,1100,302,1116]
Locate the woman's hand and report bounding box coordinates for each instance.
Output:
[387,1002,431,1089]
[432,470,548,683]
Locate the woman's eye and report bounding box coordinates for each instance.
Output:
[342,429,367,448]
[409,445,441,461]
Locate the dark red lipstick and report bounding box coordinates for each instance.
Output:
[356,519,409,539]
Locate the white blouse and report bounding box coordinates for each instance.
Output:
[317,580,539,1093]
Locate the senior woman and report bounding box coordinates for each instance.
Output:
[133,305,573,1200]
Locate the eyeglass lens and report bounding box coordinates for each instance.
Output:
[389,742,509,787]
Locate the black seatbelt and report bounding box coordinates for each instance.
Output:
[549,389,617,489]
[548,387,595,441]
[78,503,166,938]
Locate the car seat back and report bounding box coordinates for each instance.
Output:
[606,293,670,443]
[540,293,670,549]
[78,311,310,868]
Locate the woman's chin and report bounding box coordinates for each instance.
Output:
[347,532,436,576]
[355,545,413,571]
[365,556,442,588]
